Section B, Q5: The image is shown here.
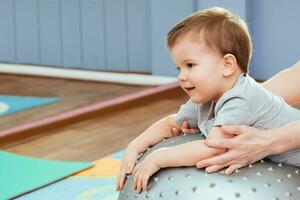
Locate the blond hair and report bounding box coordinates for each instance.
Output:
[167,7,252,73]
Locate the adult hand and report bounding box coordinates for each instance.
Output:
[196,125,273,175]
[171,121,199,136]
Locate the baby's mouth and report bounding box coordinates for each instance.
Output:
[185,87,195,91]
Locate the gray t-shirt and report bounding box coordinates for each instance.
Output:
[176,73,300,166]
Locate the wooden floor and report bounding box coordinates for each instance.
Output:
[0,74,149,131]
[3,89,188,162]
[1,74,188,162]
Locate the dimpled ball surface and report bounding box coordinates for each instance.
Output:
[118,133,300,200]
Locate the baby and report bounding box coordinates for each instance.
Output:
[116,7,300,193]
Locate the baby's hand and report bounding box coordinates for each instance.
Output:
[171,121,199,136]
[116,145,138,191]
[132,153,161,193]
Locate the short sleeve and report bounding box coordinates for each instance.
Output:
[175,99,198,128]
[213,97,254,126]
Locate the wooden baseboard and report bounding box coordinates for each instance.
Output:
[0,82,184,147]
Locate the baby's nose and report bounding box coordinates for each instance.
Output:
[178,72,187,81]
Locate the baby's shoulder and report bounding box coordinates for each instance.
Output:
[218,75,275,109]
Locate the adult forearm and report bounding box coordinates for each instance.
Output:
[130,114,180,154]
[155,140,226,168]
[268,120,300,155]
[262,61,300,105]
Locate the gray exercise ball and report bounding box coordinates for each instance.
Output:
[118,133,300,200]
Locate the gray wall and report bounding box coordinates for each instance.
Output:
[0,0,299,79]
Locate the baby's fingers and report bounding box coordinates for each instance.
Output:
[115,178,120,191]
[181,121,199,134]
[116,175,122,190]
[136,173,143,193]
[133,169,139,190]
[126,160,135,174]
[116,173,125,191]
[182,127,199,134]
[117,165,128,190]
[172,128,180,136]
[142,174,150,192]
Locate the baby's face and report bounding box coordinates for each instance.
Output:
[170,35,225,103]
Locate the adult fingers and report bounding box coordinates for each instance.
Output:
[221,125,248,136]
[204,138,236,149]
[196,151,236,168]
[225,164,244,175]
[205,164,227,173]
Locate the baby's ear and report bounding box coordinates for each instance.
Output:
[222,54,238,77]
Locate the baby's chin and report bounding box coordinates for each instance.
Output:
[189,96,211,104]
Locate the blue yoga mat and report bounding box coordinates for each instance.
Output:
[16,150,125,200]
[0,151,93,200]
[0,95,59,116]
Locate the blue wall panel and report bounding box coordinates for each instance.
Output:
[81,0,106,70]
[39,0,62,66]
[105,0,128,71]
[250,0,300,80]
[0,0,15,62]
[127,0,150,72]
[61,0,82,68]
[150,0,194,76]
[196,0,247,20]
[15,0,40,64]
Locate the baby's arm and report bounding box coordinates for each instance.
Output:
[129,114,181,154]
[155,126,232,167]
[132,126,233,192]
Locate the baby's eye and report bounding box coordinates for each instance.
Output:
[176,66,181,71]
[186,63,195,68]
